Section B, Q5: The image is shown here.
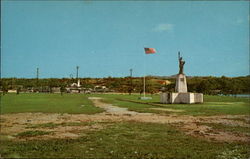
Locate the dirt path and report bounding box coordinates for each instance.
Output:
[89,97,139,115]
[1,97,249,142]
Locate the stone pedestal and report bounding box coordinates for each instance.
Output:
[160,73,203,104]
[175,74,187,93]
[160,92,203,104]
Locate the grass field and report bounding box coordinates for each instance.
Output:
[1,122,249,159]
[0,93,249,158]
[1,93,249,116]
[0,93,104,114]
[91,94,250,116]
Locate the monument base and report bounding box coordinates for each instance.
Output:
[160,92,203,104]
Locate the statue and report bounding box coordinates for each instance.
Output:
[178,52,185,74]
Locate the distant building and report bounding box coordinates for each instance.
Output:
[94,85,109,93]
[66,79,83,93]
[7,89,17,93]
[51,87,61,93]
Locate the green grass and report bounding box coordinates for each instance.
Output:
[87,94,168,114]
[102,97,168,114]
[26,122,93,129]
[15,130,52,138]
[89,94,250,116]
[1,93,104,114]
[1,93,249,116]
[155,101,250,116]
[1,122,249,158]
[1,94,249,158]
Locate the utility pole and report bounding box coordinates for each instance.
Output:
[76,66,79,80]
[36,68,39,92]
[36,68,39,86]
[130,69,133,77]
[76,66,80,88]
[129,69,133,95]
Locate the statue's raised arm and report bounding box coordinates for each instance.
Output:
[178,52,185,74]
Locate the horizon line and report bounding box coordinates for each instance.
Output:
[1,74,249,79]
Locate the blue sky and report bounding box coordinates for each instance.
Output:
[1,1,249,78]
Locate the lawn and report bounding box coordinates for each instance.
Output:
[0,93,104,114]
[91,94,250,116]
[1,93,249,116]
[0,93,249,158]
[1,122,249,159]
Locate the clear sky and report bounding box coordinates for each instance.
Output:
[1,1,249,78]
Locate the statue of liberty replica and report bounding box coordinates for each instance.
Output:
[178,52,185,74]
[160,51,203,104]
[175,52,187,92]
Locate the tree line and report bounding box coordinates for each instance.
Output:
[0,75,249,95]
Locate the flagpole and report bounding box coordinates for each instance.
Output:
[143,75,146,98]
[142,47,155,100]
[143,47,146,98]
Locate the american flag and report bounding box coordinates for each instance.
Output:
[144,48,156,54]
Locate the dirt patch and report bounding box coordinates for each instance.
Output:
[198,115,250,128]
[179,122,249,143]
[1,97,249,142]
[24,123,106,140]
[1,113,114,141]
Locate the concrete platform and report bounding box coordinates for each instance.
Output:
[160,92,203,104]
[139,97,153,100]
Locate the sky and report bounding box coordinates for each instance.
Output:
[1,1,249,78]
